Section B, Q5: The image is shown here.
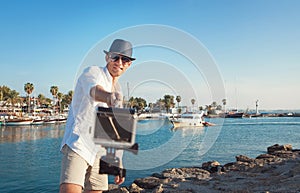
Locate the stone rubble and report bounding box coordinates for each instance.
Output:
[104,144,300,193]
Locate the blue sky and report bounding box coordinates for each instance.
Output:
[0,0,299,110]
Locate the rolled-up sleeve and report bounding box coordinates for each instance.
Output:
[78,66,102,97]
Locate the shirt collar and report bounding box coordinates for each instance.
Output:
[103,66,113,84]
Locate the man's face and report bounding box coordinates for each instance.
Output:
[106,53,132,78]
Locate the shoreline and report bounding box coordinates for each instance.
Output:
[105,144,300,193]
[138,112,300,120]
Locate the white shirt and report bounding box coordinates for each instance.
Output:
[61,66,120,165]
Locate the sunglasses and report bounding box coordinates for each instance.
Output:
[109,54,132,63]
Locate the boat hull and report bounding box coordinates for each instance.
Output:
[171,120,204,128]
[4,119,33,126]
[225,112,244,118]
[56,118,67,123]
[170,112,206,128]
[31,119,44,125]
[43,120,56,124]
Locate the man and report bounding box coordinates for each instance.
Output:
[59,39,135,193]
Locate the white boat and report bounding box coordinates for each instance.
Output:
[43,115,67,124]
[3,118,33,126]
[55,117,67,123]
[170,111,206,128]
[31,118,44,125]
[43,117,56,124]
[28,115,45,125]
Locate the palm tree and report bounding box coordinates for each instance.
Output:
[207,105,213,115]
[57,92,63,113]
[148,103,153,113]
[128,97,147,112]
[191,98,196,112]
[138,97,147,110]
[50,86,59,113]
[62,90,73,108]
[61,90,74,110]
[6,90,21,112]
[45,98,52,107]
[176,96,181,108]
[37,94,46,107]
[207,101,218,114]
[50,86,58,99]
[24,82,34,113]
[222,98,227,113]
[128,97,135,108]
[164,95,174,113]
[0,86,11,102]
[0,90,3,102]
[211,101,217,108]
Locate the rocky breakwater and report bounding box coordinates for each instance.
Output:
[105,144,300,193]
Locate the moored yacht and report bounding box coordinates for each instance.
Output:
[3,118,33,126]
[170,111,206,128]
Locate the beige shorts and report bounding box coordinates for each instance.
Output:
[60,145,108,191]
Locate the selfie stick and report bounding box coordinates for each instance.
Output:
[108,117,121,140]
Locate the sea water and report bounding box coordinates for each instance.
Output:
[1,117,300,192]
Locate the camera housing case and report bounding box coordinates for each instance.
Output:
[94,107,137,149]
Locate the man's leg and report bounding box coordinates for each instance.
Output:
[83,150,108,192]
[59,145,88,193]
[59,183,82,193]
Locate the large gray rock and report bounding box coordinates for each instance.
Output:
[202,160,222,173]
[236,155,254,163]
[128,183,143,193]
[267,144,292,154]
[133,176,162,189]
[104,186,129,193]
[162,167,210,180]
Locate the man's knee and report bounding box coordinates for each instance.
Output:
[59,183,82,193]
